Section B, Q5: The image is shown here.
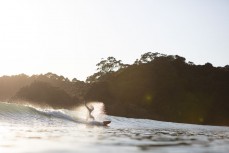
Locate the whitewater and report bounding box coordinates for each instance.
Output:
[0,102,229,153]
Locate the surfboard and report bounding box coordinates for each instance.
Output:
[88,120,111,126]
[103,120,111,126]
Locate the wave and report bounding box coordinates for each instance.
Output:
[0,102,107,126]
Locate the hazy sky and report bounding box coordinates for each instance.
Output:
[0,0,228,80]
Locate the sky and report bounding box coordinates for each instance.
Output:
[0,0,228,81]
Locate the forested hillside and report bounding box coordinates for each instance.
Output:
[0,73,89,108]
[85,53,229,126]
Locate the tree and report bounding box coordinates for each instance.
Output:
[224,65,229,70]
[86,57,128,83]
[72,78,79,82]
[134,52,167,65]
[86,72,103,83]
[174,55,186,63]
[96,56,126,73]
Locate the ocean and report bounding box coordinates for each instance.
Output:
[0,102,229,153]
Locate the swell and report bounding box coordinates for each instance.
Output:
[0,102,82,124]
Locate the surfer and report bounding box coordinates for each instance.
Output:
[84,101,111,126]
[84,101,95,121]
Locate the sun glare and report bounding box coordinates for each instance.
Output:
[0,125,11,151]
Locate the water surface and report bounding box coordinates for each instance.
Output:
[0,102,229,153]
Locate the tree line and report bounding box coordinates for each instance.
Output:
[85,52,229,126]
[0,73,89,108]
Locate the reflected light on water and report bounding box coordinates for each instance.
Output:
[0,125,13,152]
[0,122,108,153]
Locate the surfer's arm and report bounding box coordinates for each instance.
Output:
[84,101,94,112]
[84,101,90,111]
[84,101,95,121]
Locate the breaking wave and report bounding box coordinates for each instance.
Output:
[0,102,107,126]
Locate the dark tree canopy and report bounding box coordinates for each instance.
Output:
[134,52,167,64]
[0,72,89,104]
[12,81,79,108]
[86,56,128,83]
[85,52,229,126]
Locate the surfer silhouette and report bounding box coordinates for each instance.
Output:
[84,101,95,121]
